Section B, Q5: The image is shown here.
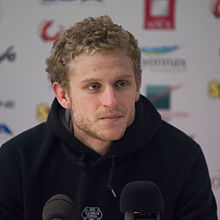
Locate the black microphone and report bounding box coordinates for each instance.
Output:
[120,181,164,220]
[42,194,75,220]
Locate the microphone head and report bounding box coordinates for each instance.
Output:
[120,181,164,214]
[42,194,75,220]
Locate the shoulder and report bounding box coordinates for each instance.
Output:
[151,120,205,165]
[157,120,200,148]
[0,122,50,159]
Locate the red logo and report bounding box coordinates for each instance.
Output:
[212,0,220,17]
[144,0,176,29]
[38,20,64,42]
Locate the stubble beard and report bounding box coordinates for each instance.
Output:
[70,103,135,143]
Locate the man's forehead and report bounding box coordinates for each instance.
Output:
[68,51,132,73]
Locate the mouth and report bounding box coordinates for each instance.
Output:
[99,115,123,120]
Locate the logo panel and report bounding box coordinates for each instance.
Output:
[81,207,103,220]
[144,0,176,29]
[147,85,170,109]
[41,0,103,3]
[211,0,220,18]
[36,104,50,122]
[146,85,188,121]
[141,45,187,73]
[209,80,220,98]
[0,123,13,145]
[38,21,64,42]
[0,100,15,109]
[0,46,16,64]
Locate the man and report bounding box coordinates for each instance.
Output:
[0,16,217,220]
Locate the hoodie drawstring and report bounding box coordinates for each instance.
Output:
[106,155,117,198]
[77,153,87,168]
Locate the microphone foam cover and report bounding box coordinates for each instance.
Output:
[120,181,164,214]
[42,194,74,220]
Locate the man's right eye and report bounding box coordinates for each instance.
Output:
[88,83,101,91]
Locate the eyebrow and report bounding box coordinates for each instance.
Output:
[80,74,133,86]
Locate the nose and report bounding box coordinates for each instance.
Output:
[100,86,118,108]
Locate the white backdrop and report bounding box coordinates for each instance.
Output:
[0,0,220,215]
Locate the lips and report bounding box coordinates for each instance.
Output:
[99,115,123,120]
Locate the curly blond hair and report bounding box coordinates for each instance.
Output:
[46,15,141,90]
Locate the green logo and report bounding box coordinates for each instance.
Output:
[146,85,171,109]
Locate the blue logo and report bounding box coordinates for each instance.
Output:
[0,123,13,135]
[140,45,179,55]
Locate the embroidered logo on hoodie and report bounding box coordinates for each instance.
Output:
[81,207,103,220]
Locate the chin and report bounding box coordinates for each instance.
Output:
[102,129,126,141]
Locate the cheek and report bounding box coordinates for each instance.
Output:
[72,95,98,113]
[122,91,138,105]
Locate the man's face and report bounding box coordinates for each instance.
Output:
[67,51,140,143]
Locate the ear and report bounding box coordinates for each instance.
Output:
[52,82,71,109]
[135,78,141,102]
[135,89,140,102]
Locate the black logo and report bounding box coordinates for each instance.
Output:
[0,100,15,109]
[0,46,16,64]
[81,207,103,220]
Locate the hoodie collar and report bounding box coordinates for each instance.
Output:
[47,95,161,162]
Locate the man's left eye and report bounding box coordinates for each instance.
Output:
[88,83,100,90]
[116,81,127,88]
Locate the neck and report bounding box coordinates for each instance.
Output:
[73,127,112,156]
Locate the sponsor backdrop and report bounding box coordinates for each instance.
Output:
[0,0,220,213]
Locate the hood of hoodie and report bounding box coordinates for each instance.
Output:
[47,95,161,167]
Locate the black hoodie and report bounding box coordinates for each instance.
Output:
[0,95,217,220]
